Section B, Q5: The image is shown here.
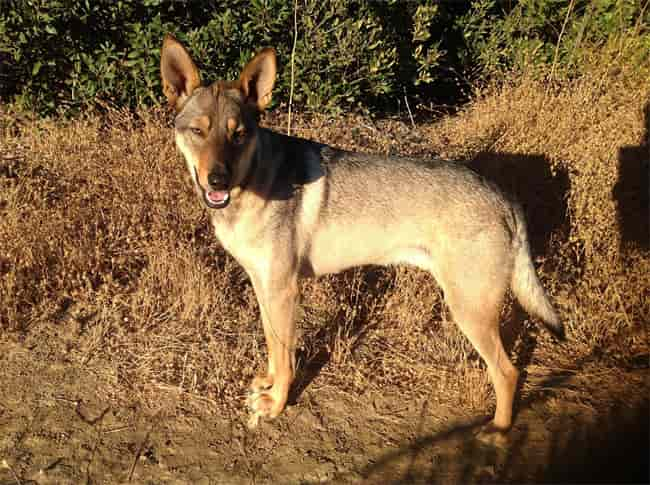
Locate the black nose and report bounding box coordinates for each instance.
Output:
[207,170,228,188]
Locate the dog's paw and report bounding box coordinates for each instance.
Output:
[250,374,274,394]
[246,374,284,430]
[246,391,277,429]
[474,421,509,449]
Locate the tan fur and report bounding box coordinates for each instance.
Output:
[160,34,564,435]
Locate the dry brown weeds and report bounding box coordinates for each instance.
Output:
[1,68,648,426]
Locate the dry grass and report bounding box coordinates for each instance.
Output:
[1,65,648,425]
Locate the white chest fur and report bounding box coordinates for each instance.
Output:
[210,208,271,277]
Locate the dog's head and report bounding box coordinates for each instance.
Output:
[160,34,276,209]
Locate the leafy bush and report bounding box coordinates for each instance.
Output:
[0,0,647,115]
[0,0,447,115]
[458,0,649,78]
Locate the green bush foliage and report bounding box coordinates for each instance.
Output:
[0,0,446,114]
[459,0,649,78]
[0,0,647,115]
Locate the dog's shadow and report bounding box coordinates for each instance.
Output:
[613,100,649,253]
[469,151,571,258]
[289,151,572,405]
[290,265,393,404]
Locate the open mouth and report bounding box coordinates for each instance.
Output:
[204,189,230,209]
[193,167,230,209]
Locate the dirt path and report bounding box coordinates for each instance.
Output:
[1,337,647,484]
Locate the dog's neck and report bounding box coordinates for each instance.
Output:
[207,127,326,229]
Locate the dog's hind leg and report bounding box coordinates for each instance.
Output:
[435,248,519,436]
[449,290,519,432]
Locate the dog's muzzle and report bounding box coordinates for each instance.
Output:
[193,167,231,209]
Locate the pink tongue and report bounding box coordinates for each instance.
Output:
[207,190,228,203]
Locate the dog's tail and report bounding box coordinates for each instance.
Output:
[510,204,565,340]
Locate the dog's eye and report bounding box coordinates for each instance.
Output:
[232,129,246,145]
[189,127,203,136]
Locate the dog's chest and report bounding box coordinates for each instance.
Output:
[210,213,270,273]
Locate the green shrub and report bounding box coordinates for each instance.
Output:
[1,0,647,115]
[458,0,649,79]
[0,0,446,115]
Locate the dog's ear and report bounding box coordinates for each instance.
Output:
[239,48,277,112]
[160,34,201,111]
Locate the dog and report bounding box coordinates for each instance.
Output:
[160,34,564,434]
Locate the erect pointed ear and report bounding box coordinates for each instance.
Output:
[239,48,277,112]
[160,34,201,111]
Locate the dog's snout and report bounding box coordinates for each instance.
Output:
[208,169,229,188]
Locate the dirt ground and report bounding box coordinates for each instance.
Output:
[1,331,648,484]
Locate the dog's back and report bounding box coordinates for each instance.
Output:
[285,139,515,275]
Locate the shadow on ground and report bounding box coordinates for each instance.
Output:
[361,337,649,484]
[361,382,649,484]
[291,266,394,404]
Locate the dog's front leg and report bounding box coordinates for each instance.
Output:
[246,272,298,429]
